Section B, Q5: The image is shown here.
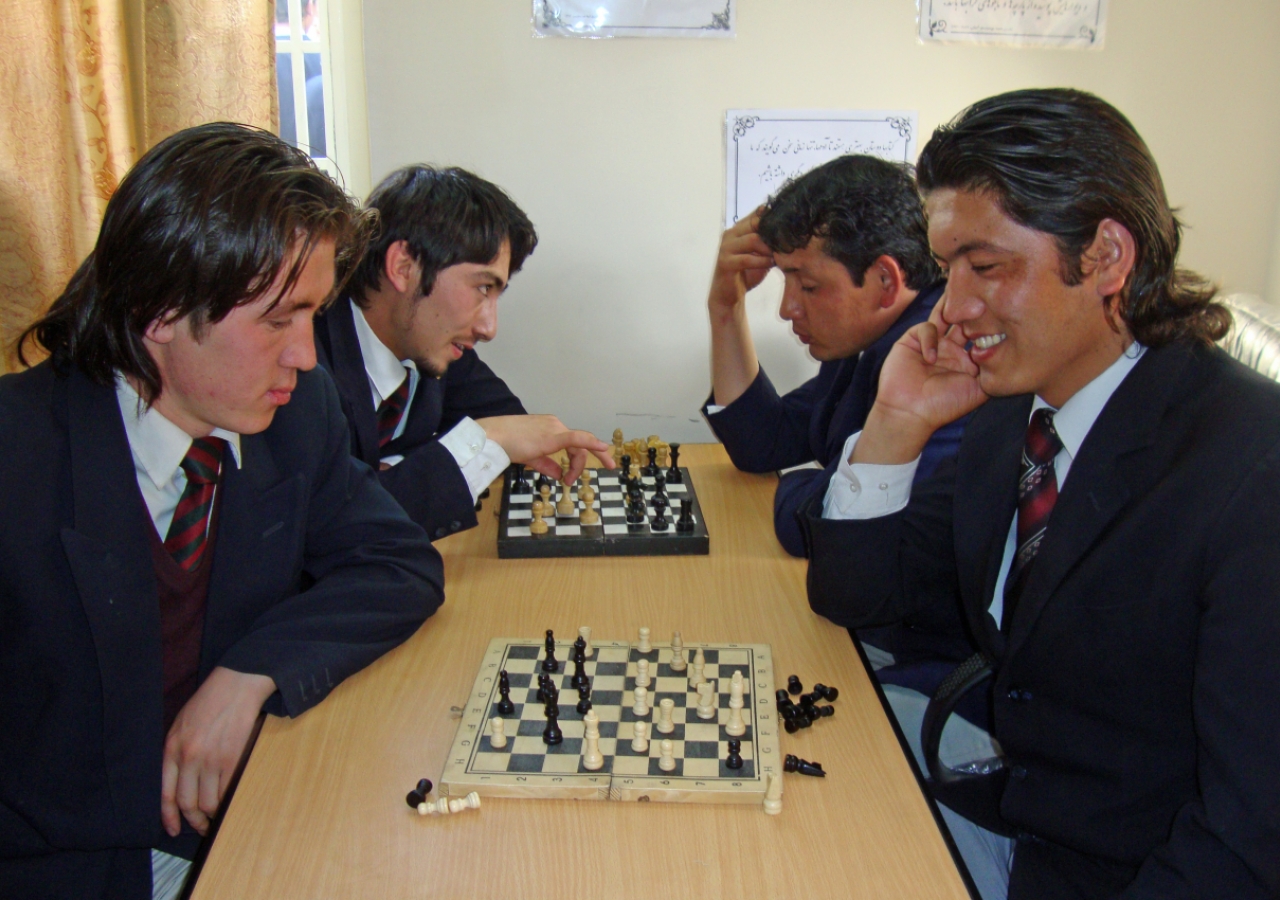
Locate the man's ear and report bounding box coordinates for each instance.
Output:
[869,255,908,310]
[1088,218,1136,302]
[144,312,180,346]
[383,240,421,295]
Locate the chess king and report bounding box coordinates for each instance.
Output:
[2,124,444,900]
[314,165,614,541]
[802,89,1280,898]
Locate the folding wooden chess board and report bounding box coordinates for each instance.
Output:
[439,637,781,805]
[496,467,710,558]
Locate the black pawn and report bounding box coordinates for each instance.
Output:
[406,790,425,809]
[784,754,826,776]
[667,443,683,483]
[725,738,743,770]
[542,629,558,672]
[543,709,563,745]
[416,778,433,796]
[576,683,592,714]
[814,683,839,702]
[512,465,530,494]
[652,470,668,504]
[619,454,631,478]
[787,675,803,696]
[643,446,658,476]
[814,705,835,719]
[497,670,515,715]
[570,649,589,690]
[676,498,694,532]
[650,495,669,531]
[535,673,549,704]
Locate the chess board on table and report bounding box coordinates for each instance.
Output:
[496,467,710,558]
[440,637,781,806]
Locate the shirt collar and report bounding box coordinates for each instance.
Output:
[115,377,242,491]
[1031,342,1147,459]
[350,298,416,406]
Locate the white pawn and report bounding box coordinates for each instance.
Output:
[696,681,716,720]
[631,720,649,752]
[690,647,706,688]
[425,796,451,815]
[489,716,508,749]
[637,627,651,653]
[658,739,676,772]
[578,625,593,658]
[582,709,604,770]
[464,791,481,809]
[632,685,649,717]
[763,772,783,816]
[669,631,687,672]
[655,697,675,734]
[725,672,746,737]
[635,658,651,688]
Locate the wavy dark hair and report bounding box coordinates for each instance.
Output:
[917,88,1228,347]
[19,122,374,402]
[346,165,538,305]
[757,154,941,291]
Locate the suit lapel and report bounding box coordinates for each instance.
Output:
[319,299,380,464]
[1005,345,1197,656]
[61,370,164,833]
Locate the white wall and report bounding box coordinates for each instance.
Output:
[362,0,1280,442]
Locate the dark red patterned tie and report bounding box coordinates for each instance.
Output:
[377,372,411,448]
[1003,408,1063,631]
[164,437,225,571]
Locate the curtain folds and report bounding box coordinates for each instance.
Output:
[0,0,275,372]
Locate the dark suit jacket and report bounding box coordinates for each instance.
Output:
[315,298,525,540]
[703,283,965,558]
[0,363,444,900]
[801,342,1280,899]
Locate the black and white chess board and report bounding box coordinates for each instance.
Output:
[496,466,710,558]
[439,637,781,805]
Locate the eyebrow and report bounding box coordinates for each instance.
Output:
[476,269,508,291]
[933,240,1006,263]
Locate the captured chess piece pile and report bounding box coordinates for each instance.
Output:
[775,674,839,734]
[405,778,483,817]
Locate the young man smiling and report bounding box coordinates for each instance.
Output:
[802,89,1280,899]
[1,124,443,900]
[315,165,613,541]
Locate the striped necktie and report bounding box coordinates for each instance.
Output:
[1003,408,1062,632]
[377,371,411,448]
[164,437,225,571]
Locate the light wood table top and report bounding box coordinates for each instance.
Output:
[192,444,969,900]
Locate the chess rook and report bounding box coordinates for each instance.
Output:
[655,698,675,734]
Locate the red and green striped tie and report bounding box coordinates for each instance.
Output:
[1003,408,1062,631]
[164,437,225,571]
[377,373,411,448]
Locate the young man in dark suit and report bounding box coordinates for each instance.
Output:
[314,166,613,541]
[1,124,444,900]
[802,89,1280,899]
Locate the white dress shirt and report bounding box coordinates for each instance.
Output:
[822,344,1147,628]
[350,300,509,501]
[115,378,242,538]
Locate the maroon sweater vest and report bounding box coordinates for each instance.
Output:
[146,498,221,735]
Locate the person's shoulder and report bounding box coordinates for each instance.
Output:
[0,360,63,433]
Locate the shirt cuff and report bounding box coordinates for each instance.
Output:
[439,417,512,502]
[821,431,919,519]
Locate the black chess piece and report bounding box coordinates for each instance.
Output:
[570,649,589,690]
[417,778,433,796]
[643,446,657,476]
[511,465,530,494]
[784,754,826,777]
[813,683,839,702]
[406,790,425,809]
[813,704,835,719]
[543,709,563,745]
[676,498,694,533]
[650,495,669,531]
[619,454,631,479]
[576,683,592,714]
[652,470,668,504]
[776,688,792,708]
[725,738,743,770]
[667,443,683,483]
[787,675,803,696]
[536,673,549,704]
[542,629,558,672]
[627,494,646,525]
[497,670,515,715]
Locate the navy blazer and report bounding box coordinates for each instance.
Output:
[703,283,966,557]
[0,363,443,900]
[315,298,526,540]
[802,342,1280,899]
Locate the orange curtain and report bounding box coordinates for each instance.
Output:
[0,0,276,372]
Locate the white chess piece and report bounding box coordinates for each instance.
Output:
[582,709,604,770]
[635,658,651,688]
[659,739,676,772]
[655,698,675,734]
[637,627,651,653]
[763,772,783,816]
[632,685,649,717]
[578,625,593,658]
[696,681,716,720]
[489,716,508,749]
[690,647,706,688]
[669,631,686,672]
[726,672,746,737]
[631,720,649,752]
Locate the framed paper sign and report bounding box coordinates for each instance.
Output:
[724,109,918,228]
[919,0,1108,49]
[533,0,734,38]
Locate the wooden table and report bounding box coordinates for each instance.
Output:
[192,445,970,900]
